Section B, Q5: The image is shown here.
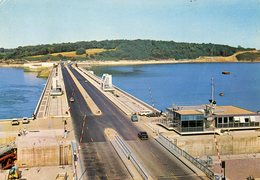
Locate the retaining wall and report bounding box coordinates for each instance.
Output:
[176,133,260,157]
[17,144,72,167]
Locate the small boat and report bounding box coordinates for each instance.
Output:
[219,93,224,96]
[222,71,230,75]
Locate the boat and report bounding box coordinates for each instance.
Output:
[219,93,224,96]
[222,71,230,75]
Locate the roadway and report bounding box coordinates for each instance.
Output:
[62,64,201,179]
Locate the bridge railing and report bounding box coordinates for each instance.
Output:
[115,135,150,180]
[157,134,215,179]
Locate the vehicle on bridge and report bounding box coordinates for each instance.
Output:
[138,131,148,140]
[146,111,162,117]
[69,97,75,103]
[131,114,138,122]
[11,119,19,126]
[22,117,30,124]
[138,109,152,116]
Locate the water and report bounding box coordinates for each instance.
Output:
[91,63,260,112]
[0,68,46,119]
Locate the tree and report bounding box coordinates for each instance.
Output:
[76,48,85,55]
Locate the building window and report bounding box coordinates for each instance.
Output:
[224,117,228,123]
[229,117,234,123]
[182,121,188,127]
[218,117,222,124]
[245,118,249,123]
[189,121,196,127]
[197,120,203,126]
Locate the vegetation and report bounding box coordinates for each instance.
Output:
[37,68,51,78]
[0,40,255,61]
[75,48,86,55]
[236,52,260,61]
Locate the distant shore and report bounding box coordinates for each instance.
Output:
[1,57,260,69]
[78,58,260,67]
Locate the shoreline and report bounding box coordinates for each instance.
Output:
[1,59,260,68]
[78,59,260,67]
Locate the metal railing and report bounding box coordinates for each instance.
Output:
[157,134,215,179]
[71,141,78,180]
[115,135,149,180]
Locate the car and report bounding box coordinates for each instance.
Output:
[131,114,138,122]
[138,110,152,116]
[11,119,19,126]
[146,112,161,117]
[22,117,30,124]
[69,97,75,102]
[138,131,148,140]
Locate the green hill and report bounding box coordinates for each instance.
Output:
[0,39,255,61]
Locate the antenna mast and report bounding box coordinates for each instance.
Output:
[211,77,214,104]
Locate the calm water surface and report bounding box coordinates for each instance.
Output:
[0,68,46,119]
[91,63,260,112]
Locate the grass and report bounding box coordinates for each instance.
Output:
[37,68,51,78]
[86,48,108,55]
[58,48,112,57]
[31,48,109,58]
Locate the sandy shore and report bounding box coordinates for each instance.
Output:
[77,58,241,67]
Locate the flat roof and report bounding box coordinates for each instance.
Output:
[175,109,204,115]
[213,106,256,116]
[172,105,257,116]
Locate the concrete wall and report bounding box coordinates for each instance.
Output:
[177,133,260,157]
[17,144,72,167]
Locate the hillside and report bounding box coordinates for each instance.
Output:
[0,40,255,61]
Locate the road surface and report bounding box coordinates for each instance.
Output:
[62,64,201,179]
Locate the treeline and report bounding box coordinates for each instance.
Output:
[0,39,254,61]
[236,52,260,61]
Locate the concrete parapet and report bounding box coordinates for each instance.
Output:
[172,131,260,157]
[105,128,149,180]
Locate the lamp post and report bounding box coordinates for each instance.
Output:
[221,160,226,180]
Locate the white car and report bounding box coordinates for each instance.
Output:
[69,97,75,102]
[22,117,30,124]
[138,110,152,116]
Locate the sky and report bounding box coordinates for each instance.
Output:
[0,0,260,49]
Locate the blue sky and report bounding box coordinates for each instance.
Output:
[0,0,260,49]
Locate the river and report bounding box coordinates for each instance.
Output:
[91,62,260,112]
[0,67,46,119]
[1,63,259,119]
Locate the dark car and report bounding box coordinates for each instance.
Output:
[138,131,148,140]
[11,119,19,126]
[146,111,163,117]
[131,114,138,122]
